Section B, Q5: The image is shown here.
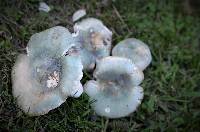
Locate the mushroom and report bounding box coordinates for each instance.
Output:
[84,56,144,118]
[39,2,51,12]
[112,38,152,70]
[12,26,83,116]
[72,9,86,22]
[73,18,112,70]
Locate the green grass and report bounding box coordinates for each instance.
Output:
[0,0,200,131]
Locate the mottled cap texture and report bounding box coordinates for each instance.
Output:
[84,56,144,118]
[12,26,83,116]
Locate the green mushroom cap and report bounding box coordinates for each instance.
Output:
[84,56,144,118]
[12,26,83,116]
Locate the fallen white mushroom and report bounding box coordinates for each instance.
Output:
[84,56,144,118]
[12,26,83,116]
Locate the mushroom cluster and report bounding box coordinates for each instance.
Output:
[12,10,152,118]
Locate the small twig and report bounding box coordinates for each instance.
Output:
[112,5,131,33]
[0,14,20,28]
[111,27,120,38]
[102,118,109,132]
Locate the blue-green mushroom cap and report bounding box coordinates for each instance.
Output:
[112,38,152,70]
[12,26,83,116]
[73,18,112,70]
[84,56,144,118]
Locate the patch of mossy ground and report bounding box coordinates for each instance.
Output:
[0,0,200,131]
